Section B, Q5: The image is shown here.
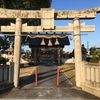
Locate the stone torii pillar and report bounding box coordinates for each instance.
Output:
[73,18,82,87]
[14,18,22,87]
[60,48,63,64]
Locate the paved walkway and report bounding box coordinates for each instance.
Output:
[0,64,99,100]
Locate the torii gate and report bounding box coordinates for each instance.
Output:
[0,7,100,88]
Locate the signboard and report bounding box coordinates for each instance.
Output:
[41,8,54,29]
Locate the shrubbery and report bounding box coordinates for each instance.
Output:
[87,47,100,63]
[86,56,99,63]
[0,57,6,64]
[90,56,99,63]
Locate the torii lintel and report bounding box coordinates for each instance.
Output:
[0,6,100,19]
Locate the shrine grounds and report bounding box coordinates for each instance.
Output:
[0,63,99,100]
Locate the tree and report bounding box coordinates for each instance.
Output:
[0,0,52,25]
[69,50,74,58]
[0,0,52,10]
[25,50,31,58]
[0,36,10,52]
[89,47,100,63]
[0,0,52,50]
[90,47,97,56]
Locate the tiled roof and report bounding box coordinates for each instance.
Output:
[27,37,70,47]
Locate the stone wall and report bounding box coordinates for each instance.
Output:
[81,62,100,98]
[0,63,14,93]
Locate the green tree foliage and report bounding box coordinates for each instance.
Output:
[0,36,10,52]
[90,47,97,56]
[0,56,6,64]
[0,0,52,51]
[69,50,74,58]
[90,47,100,58]
[25,50,31,58]
[0,0,52,25]
[0,0,52,10]
[89,47,100,63]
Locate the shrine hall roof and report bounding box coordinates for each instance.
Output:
[27,36,70,47]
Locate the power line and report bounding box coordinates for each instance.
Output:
[73,33,88,36]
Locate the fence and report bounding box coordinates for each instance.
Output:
[0,62,14,85]
[81,62,100,98]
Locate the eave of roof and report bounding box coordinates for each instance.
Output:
[27,37,70,47]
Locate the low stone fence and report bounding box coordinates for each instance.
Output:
[0,62,14,93]
[81,62,100,98]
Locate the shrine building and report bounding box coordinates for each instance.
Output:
[26,32,70,65]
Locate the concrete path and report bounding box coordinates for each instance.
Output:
[0,64,99,100]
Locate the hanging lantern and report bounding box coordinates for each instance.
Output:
[41,38,45,45]
[55,38,59,45]
[48,39,52,46]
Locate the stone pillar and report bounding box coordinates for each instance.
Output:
[31,47,34,61]
[73,18,82,87]
[14,18,22,87]
[9,62,14,83]
[60,48,63,64]
[34,48,37,65]
[36,48,39,63]
[37,48,40,63]
[54,49,57,64]
[58,49,60,65]
[30,47,33,64]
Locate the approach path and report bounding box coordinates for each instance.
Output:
[0,64,99,100]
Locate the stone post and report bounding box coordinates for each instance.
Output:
[14,18,22,87]
[58,49,60,65]
[60,48,63,64]
[73,18,82,87]
[34,48,37,65]
[9,62,14,83]
[31,47,34,61]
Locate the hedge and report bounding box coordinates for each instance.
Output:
[90,56,99,63]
